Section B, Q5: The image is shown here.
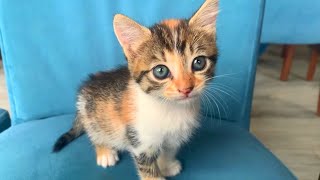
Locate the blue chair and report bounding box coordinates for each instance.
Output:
[0,109,10,133]
[260,0,320,81]
[0,0,295,179]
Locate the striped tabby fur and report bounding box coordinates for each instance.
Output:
[53,0,219,179]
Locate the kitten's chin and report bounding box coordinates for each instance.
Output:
[174,95,199,105]
[149,90,200,105]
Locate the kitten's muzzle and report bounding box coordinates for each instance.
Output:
[178,86,194,97]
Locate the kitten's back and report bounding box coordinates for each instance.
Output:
[77,66,135,147]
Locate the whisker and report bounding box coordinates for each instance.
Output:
[205,91,225,122]
[212,76,242,80]
[201,91,215,127]
[205,72,244,82]
[213,83,239,95]
[207,82,241,102]
[210,90,230,119]
[206,86,241,103]
[204,90,221,126]
[200,92,211,121]
[210,84,241,101]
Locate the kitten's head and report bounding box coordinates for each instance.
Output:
[114,0,218,103]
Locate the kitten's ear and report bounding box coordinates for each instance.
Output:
[189,0,219,32]
[113,14,151,53]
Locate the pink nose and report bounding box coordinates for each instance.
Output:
[178,87,194,96]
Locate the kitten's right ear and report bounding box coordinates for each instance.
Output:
[113,14,151,56]
[189,0,219,33]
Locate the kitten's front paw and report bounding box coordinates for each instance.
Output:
[96,150,119,168]
[159,160,182,177]
[142,178,166,180]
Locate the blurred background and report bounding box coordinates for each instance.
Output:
[252,45,320,180]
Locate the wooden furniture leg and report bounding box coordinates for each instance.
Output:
[281,45,288,58]
[280,45,295,81]
[317,90,320,116]
[306,47,318,81]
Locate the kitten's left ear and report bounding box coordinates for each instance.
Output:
[189,0,219,32]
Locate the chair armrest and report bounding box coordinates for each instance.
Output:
[0,109,11,133]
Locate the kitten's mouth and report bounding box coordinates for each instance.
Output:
[176,94,198,101]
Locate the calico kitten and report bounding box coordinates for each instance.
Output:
[53,0,218,179]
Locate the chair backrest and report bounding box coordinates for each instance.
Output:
[0,0,264,129]
[261,0,320,44]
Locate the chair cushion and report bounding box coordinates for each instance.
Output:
[0,115,295,180]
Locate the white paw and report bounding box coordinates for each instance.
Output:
[142,178,166,180]
[160,160,182,177]
[96,151,119,168]
[157,178,166,180]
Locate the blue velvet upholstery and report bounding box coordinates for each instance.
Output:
[0,115,295,180]
[261,0,320,44]
[0,109,10,133]
[1,0,262,129]
[0,0,296,179]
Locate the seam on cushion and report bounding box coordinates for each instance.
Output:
[242,0,266,130]
[0,2,18,122]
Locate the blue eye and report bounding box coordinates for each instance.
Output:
[153,65,170,80]
[192,56,207,71]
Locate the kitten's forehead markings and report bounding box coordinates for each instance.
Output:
[173,31,178,54]
[163,50,185,79]
[161,19,180,54]
[161,19,180,29]
[184,43,192,60]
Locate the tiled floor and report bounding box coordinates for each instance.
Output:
[0,45,320,179]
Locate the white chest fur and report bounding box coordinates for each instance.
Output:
[133,86,200,149]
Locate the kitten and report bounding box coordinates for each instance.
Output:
[53,0,218,179]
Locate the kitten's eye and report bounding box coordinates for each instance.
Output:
[153,65,170,80]
[192,56,207,71]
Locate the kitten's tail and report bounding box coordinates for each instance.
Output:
[52,115,84,153]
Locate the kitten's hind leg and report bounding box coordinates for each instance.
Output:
[132,148,165,180]
[157,145,182,177]
[95,145,119,168]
